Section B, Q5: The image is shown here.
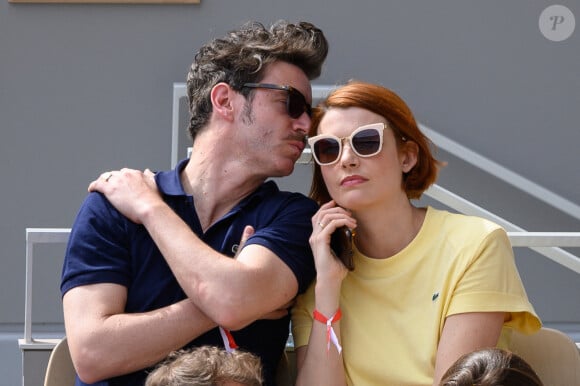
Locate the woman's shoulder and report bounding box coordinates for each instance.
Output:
[427,206,504,234]
[423,207,507,249]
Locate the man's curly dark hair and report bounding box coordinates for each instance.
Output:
[186,20,328,141]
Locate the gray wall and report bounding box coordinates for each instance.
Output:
[1,1,579,384]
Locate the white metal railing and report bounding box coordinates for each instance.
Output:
[20,228,70,350]
[420,125,580,222]
[426,184,580,274]
[171,83,187,169]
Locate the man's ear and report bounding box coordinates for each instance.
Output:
[210,82,235,120]
[400,141,419,173]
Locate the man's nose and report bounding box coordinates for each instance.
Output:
[292,111,311,134]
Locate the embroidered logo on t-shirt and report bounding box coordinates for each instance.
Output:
[432,292,440,302]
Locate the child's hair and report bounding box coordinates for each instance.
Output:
[439,347,543,386]
[145,346,263,386]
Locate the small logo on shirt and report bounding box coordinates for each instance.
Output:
[432,292,440,302]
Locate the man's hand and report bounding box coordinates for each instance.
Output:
[234,225,255,258]
[260,299,295,320]
[88,168,159,224]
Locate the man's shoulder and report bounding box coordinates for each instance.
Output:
[78,191,117,216]
[70,191,134,238]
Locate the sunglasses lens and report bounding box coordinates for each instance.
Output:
[312,138,340,164]
[288,90,311,119]
[352,128,381,155]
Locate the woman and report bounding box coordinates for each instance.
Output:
[291,81,541,386]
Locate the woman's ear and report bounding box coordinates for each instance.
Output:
[210,82,235,121]
[400,140,419,173]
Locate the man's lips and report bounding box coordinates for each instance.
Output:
[289,140,305,154]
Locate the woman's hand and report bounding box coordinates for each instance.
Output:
[310,200,357,284]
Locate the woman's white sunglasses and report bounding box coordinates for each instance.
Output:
[308,122,386,166]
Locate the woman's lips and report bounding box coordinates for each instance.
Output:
[341,175,367,186]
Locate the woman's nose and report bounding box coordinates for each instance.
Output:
[340,141,359,167]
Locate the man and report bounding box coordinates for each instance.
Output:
[61,20,328,386]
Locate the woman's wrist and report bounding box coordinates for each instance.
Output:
[315,272,343,291]
[312,308,343,354]
[314,284,341,315]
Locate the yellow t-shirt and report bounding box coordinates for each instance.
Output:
[291,207,541,386]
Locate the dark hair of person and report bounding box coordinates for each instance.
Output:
[439,348,544,386]
[186,20,329,141]
[309,80,441,204]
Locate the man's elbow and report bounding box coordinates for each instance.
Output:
[72,350,107,384]
[76,369,104,385]
[211,305,254,331]
[71,345,120,384]
[196,285,252,329]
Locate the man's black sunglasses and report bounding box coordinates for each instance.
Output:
[242,83,312,119]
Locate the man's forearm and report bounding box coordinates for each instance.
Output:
[68,299,216,383]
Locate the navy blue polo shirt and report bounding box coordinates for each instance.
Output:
[61,159,317,386]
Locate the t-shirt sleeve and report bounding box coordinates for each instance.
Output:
[60,192,131,296]
[446,227,542,334]
[245,194,318,294]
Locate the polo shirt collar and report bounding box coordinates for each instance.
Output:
[155,158,189,196]
[154,158,279,204]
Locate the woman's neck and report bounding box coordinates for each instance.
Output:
[353,201,427,259]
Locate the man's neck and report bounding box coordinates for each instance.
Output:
[181,143,265,231]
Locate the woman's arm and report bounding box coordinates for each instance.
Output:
[432,311,506,385]
[295,279,347,386]
[295,201,356,386]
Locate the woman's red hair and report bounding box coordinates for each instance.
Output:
[309,80,441,204]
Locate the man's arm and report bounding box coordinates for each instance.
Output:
[63,283,217,384]
[89,169,301,330]
[137,201,298,330]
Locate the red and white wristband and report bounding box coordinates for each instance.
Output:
[313,308,342,355]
